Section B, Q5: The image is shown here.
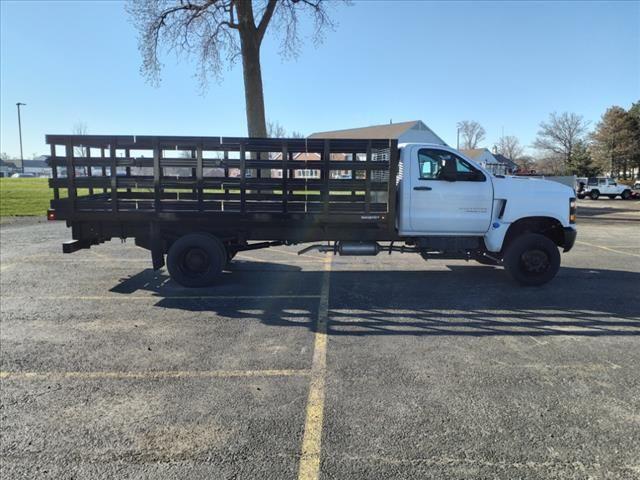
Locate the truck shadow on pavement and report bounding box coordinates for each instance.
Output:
[577,202,640,221]
[110,261,640,337]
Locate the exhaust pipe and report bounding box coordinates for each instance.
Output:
[337,241,380,256]
[298,241,381,256]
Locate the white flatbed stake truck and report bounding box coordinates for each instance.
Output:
[46,135,577,287]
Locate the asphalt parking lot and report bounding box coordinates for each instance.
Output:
[1,199,639,480]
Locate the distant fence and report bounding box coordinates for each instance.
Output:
[517,175,576,190]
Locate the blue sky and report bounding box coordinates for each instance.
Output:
[1,0,638,157]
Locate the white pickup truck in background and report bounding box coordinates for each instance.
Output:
[577,177,633,200]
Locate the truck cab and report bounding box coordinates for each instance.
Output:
[397,143,577,284]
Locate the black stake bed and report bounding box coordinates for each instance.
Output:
[46,135,401,248]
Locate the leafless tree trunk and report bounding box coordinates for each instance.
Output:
[235,1,275,137]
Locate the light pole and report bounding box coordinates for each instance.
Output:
[16,102,26,173]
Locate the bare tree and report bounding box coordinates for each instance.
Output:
[267,120,287,138]
[457,120,486,149]
[535,154,565,175]
[495,135,524,162]
[127,0,341,140]
[73,122,89,174]
[73,121,88,157]
[516,154,535,173]
[532,112,589,172]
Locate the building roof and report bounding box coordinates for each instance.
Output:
[309,120,427,140]
[272,152,321,161]
[460,148,487,160]
[0,159,18,169]
[493,153,519,170]
[23,159,50,169]
[271,152,350,161]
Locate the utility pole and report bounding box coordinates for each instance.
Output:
[16,102,26,173]
[456,127,460,150]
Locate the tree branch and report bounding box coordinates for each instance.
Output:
[257,0,278,42]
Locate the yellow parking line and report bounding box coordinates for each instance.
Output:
[298,255,332,480]
[576,240,640,258]
[0,369,310,381]
[237,253,322,264]
[4,294,320,301]
[271,248,326,261]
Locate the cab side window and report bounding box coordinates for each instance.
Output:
[417,149,485,182]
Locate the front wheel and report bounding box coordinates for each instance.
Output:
[167,233,226,287]
[503,234,560,286]
[622,190,632,200]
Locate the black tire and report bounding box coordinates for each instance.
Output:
[589,190,600,200]
[577,193,585,199]
[167,233,225,287]
[622,190,632,200]
[503,233,561,286]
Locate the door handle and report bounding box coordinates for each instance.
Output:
[414,186,432,191]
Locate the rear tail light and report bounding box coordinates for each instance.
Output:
[47,209,56,221]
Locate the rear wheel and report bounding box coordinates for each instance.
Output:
[590,190,600,200]
[503,233,560,286]
[167,233,226,287]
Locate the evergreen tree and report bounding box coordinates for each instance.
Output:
[591,106,637,179]
[568,141,600,177]
[626,101,640,179]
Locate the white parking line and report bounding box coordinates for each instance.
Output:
[576,240,640,258]
[0,369,311,381]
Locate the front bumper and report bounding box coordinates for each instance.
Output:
[563,226,577,252]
